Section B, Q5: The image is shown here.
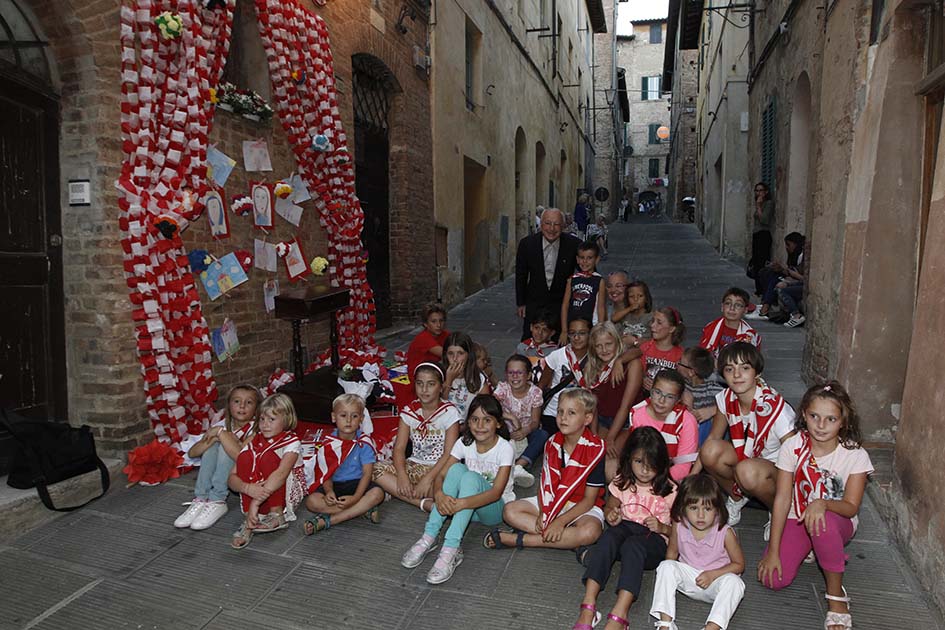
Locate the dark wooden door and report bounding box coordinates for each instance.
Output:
[0,74,66,474]
[354,123,391,329]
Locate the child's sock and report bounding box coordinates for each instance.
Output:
[420,533,435,547]
[439,545,459,560]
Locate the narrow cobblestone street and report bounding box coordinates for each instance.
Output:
[3,220,941,630]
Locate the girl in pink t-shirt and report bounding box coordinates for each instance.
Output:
[493,354,548,487]
[758,381,873,630]
[650,474,746,630]
[628,369,698,481]
[574,427,676,630]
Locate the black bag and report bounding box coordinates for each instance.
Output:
[541,356,589,411]
[1,408,110,512]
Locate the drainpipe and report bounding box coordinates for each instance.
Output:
[551,0,558,82]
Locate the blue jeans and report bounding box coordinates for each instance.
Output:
[193,442,234,502]
[777,284,804,314]
[424,463,504,548]
[519,427,550,466]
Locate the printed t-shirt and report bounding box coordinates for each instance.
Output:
[331,429,377,483]
[616,312,653,340]
[406,329,448,375]
[493,381,543,431]
[776,433,874,530]
[402,402,461,465]
[448,374,486,420]
[639,341,684,385]
[541,346,586,417]
[608,479,677,539]
[450,437,516,503]
[715,387,795,462]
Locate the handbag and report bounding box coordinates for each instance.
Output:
[1,408,110,512]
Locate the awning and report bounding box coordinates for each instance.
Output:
[662,0,703,91]
[585,0,607,33]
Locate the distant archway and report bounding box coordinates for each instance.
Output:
[786,72,811,236]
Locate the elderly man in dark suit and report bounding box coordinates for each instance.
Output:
[515,207,581,339]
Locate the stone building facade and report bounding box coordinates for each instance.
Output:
[615,3,670,211]
[0,0,434,461]
[431,0,605,304]
[661,40,698,223]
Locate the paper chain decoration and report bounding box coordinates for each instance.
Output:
[117,0,378,450]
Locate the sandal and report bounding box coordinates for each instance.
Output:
[824,587,852,630]
[254,512,289,533]
[572,603,601,630]
[654,621,678,630]
[482,528,507,550]
[363,505,381,524]
[303,513,331,536]
[606,613,629,629]
[230,523,253,550]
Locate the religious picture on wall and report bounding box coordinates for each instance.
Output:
[205,188,229,238]
[283,238,310,282]
[252,182,274,229]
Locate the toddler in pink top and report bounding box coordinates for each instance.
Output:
[650,474,746,630]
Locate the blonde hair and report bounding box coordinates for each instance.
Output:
[332,393,366,414]
[559,388,598,417]
[224,384,262,432]
[585,322,624,385]
[259,393,298,430]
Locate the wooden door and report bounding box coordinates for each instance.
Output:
[0,73,66,474]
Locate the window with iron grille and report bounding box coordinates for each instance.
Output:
[761,98,777,193]
[353,54,394,133]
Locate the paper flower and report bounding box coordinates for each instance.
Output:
[155,12,183,40]
[274,181,293,199]
[335,147,350,164]
[208,87,218,104]
[310,256,329,275]
[275,241,292,258]
[154,215,179,239]
[123,439,184,485]
[231,195,253,216]
[311,133,330,152]
[235,249,254,272]
[188,249,211,273]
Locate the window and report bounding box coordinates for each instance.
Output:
[648,123,661,144]
[649,23,662,44]
[642,76,660,100]
[761,98,777,194]
[648,158,660,179]
[465,18,481,111]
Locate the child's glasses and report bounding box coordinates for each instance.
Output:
[568,331,589,338]
[506,370,528,376]
[650,388,679,402]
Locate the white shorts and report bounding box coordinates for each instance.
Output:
[523,496,606,526]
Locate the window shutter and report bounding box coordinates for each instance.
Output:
[649,123,659,144]
[641,76,647,101]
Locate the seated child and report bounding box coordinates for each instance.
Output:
[574,426,677,630]
[374,363,461,511]
[640,307,686,392]
[694,342,796,529]
[677,346,725,446]
[442,332,491,420]
[585,322,641,443]
[650,474,746,630]
[406,302,449,376]
[484,388,606,551]
[586,215,609,256]
[537,317,591,434]
[174,384,260,531]
[699,287,762,359]
[401,395,515,584]
[473,342,499,390]
[228,393,307,549]
[560,241,607,344]
[302,394,386,534]
[493,354,549,487]
[515,308,559,384]
[759,381,873,630]
[610,277,653,346]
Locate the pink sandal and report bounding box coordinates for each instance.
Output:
[572,603,601,630]
[606,613,629,629]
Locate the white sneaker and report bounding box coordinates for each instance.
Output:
[726,495,749,527]
[513,464,535,487]
[744,309,767,320]
[401,537,438,569]
[426,548,464,584]
[803,550,816,564]
[174,500,207,528]
[763,515,771,541]
[784,314,806,328]
[190,501,228,530]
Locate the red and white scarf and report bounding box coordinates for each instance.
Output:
[236,430,299,511]
[522,338,555,358]
[306,431,376,493]
[723,384,785,461]
[699,317,761,353]
[792,432,825,516]
[631,401,696,465]
[538,429,605,528]
[564,346,587,388]
[589,358,616,390]
[401,399,455,437]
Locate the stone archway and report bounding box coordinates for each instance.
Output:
[786,72,811,236]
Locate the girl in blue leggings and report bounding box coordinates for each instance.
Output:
[401,394,514,584]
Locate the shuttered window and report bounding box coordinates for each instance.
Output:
[648,123,660,144]
[761,98,777,193]
[641,76,660,101]
[648,158,660,178]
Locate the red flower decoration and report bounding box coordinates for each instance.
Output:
[123,439,184,485]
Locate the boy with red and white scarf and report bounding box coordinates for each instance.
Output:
[693,342,795,532]
[302,394,385,535]
[699,287,762,360]
[484,388,606,551]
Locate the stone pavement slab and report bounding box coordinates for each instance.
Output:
[3,220,941,629]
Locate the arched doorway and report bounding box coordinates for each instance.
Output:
[514,127,528,237]
[352,53,400,329]
[787,73,811,236]
[0,0,64,474]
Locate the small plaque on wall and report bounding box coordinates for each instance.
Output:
[68,179,91,206]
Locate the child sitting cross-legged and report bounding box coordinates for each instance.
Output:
[483,388,606,552]
[228,393,307,549]
[302,394,386,534]
[650,474,746,630]
[493,354,548,487]
[401,394,515,584]
[574,426,677,630]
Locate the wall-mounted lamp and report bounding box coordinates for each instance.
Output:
[559,122,568,132]
[396,4,417,34]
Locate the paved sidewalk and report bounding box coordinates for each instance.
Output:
[3,220,941,629]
